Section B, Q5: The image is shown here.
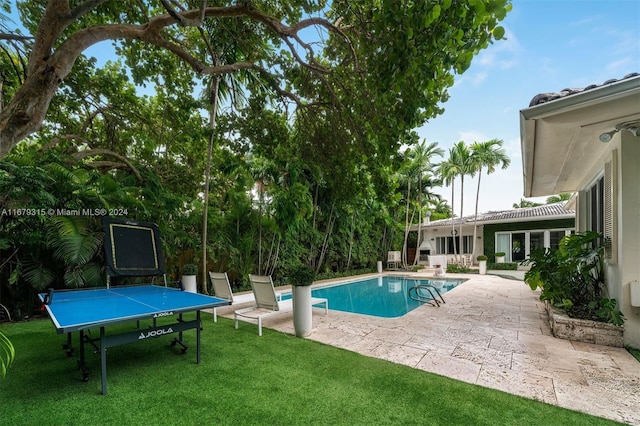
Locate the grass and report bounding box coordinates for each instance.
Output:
[0,315,623,426]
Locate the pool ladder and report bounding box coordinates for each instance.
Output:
[408,284,445,307]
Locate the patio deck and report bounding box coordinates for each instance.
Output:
[215,273,640,425]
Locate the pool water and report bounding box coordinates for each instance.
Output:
[283,276,466,318]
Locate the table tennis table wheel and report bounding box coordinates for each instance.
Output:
[170,338,188,354]
[77,360,90,382]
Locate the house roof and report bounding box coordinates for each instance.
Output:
[519,74,640,197]
[408,202,574,231]
[528,73,639,107]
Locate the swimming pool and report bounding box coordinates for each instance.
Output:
[282,275,466,318]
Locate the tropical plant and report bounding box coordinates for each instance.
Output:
[513,198,542,209]
[451,142,474,257]
[469,139,510,255]
[523,231,624,326]
[438,148,462,260]
[0,329,14,377]
[401,140,444,267]
[546,193,573,204]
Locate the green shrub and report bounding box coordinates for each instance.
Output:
[181,264,198,275]
[476,255,488,261]
[315,268,375,282]
[288,264,316,287]
[488,262,517,270]
[523,231,624,326]
[446,264,472,273]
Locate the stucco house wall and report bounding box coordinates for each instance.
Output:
[410,204,574,265]
[574,133,640,345]
[520,74,640,347]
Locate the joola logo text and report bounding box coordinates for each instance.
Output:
[153,311,173,318]
[138,327,173,339]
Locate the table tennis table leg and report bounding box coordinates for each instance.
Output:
[63,332,73,357]
[100,327,107,395]
[78,330,89,382]
[197,310,201,364]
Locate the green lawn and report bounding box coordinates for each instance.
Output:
[0,315,623,426]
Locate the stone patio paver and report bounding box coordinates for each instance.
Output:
[216,272,640,425]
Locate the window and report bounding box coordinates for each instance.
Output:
[530,232,544,251]
[496,234,510,260]
[512,233,526,261]
[435,236,474,254]
[588,176,604,234]
[604,152,617,263]
[496,228,574,261]
[549,231,566,250]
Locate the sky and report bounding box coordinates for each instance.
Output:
[6,1,640,216]
[416,0,640,216]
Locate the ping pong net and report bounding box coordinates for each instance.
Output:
[102,217,167,288]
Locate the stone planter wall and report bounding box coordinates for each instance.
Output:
[545,301,624,347]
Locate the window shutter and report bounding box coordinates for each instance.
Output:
[603,150,617,263]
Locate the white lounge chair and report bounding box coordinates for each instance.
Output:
[234,274,328,336]
[209,272,234,322]
[387,251,401,270]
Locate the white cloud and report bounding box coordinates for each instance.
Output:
[457,130,487,143]
[477,27,521,70]
[606,56,638,76]
[470,71,488,86]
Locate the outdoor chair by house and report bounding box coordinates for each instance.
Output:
[208,272,234,322]
[387,251,401,270]
[234,274,328,336]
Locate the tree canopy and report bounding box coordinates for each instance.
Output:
[0,0,512,316]
[1,0,511,158]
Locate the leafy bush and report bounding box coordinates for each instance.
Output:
[488,262,517,270]
[315,268,376,282]
[494,252,506,257]
[181,264,198,275]
[476,255,487,261]
[523,231,624,326]
[446,264,472,273]
[288,264,316,287]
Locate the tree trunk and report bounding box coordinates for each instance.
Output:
[459,175,465,260]
[402,180,411,267]
[201,73,221,293]
[316,206,335,274]
[450,181,457,260]
[472,170,483,259]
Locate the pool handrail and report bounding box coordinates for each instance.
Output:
[408,284,446,307]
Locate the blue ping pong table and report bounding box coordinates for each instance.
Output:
[39,285,230,395]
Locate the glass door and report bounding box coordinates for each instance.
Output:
[496,234,510,262]
[512,233,525,262]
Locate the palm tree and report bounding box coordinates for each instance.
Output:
[450,142,474,260]
[403,141,444,266]
[427,198,452,221]
[469,139,510,256]
[546,193,572,204]
[438,148,463,261]
[513,198,542,209]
